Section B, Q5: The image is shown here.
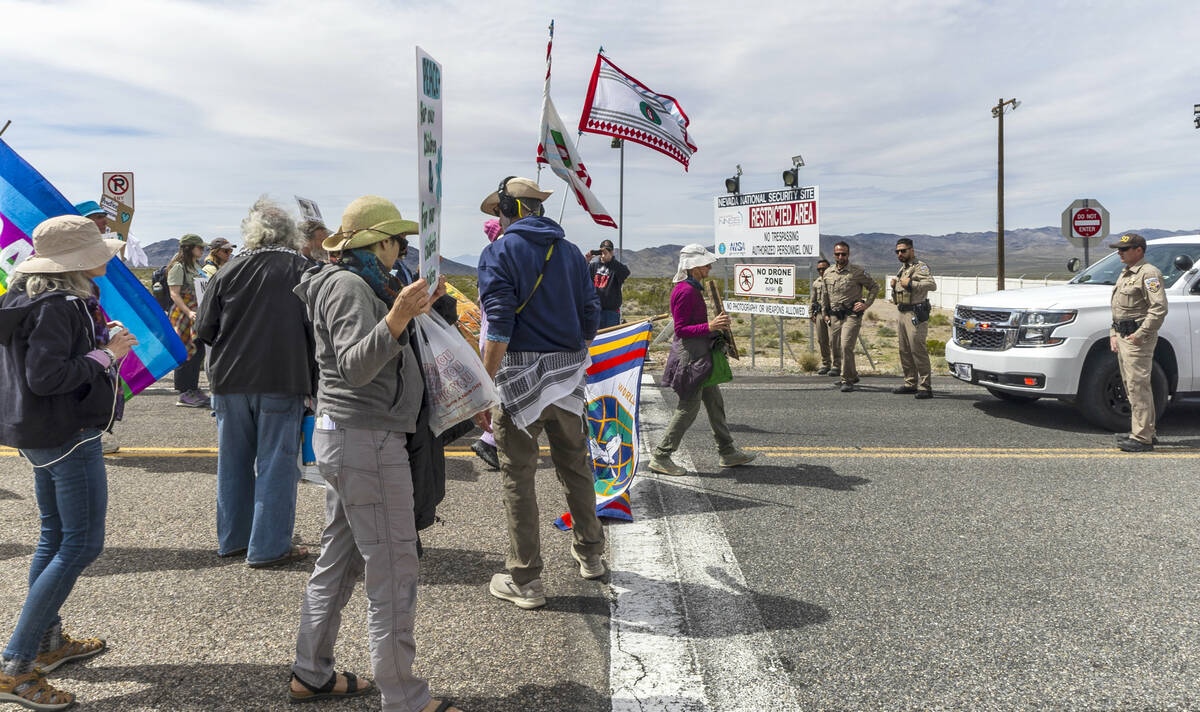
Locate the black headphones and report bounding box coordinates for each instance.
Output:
[496,176,545,219]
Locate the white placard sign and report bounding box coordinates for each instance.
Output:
[295,196,324,226]
[723,300,809,318]
[733,263,795,299]
[714,186,819,259]
[416,46,443,293]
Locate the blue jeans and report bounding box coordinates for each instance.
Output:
[5,430,107,662]
[600,310,621,329]
[212,393,304,563]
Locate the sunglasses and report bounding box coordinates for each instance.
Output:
[895,248,910,253]
[833,252,848,256]
[1116,246,1136,252]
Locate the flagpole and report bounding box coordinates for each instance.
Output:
[618,139,624,262]
[595,312,669,335]
[0,120,10,138]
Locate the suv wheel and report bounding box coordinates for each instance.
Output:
[1076,354,1168,432]
[985,387,1040,404]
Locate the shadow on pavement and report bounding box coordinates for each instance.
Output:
[697,464,870,491]
[80,547,244,577]
[418,547,505,586]
[970,399,1107,433]
[460,681,700,712]
[109,455,218,475]
[444,457,482,483]
[0,542,34,562]
[631,479,772,518]
[0,487,23,500]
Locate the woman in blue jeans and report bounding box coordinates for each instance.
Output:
[0,215,138,710]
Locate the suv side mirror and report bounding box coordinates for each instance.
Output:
[1066,258,1082,273]
[1174,254,1194,272]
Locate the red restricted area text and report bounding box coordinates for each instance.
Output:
[748,201,817,228]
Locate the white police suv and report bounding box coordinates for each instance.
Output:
[945,235,1200,431]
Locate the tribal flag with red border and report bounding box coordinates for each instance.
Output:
[577,53,697,170]
[535,22,616,229]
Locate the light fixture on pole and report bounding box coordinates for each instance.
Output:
[725,164,742,194]
[1194,104,1199,129]
[782,154,805,187]
[991,97,1019,291]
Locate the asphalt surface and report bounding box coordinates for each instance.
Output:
[0,375,1196,710]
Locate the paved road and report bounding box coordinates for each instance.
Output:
[0,376,1196,710]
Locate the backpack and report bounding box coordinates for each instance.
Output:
[150,265,172,311]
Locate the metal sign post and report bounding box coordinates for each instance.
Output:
[1061,198,1110,268]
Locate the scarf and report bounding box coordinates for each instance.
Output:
[334,248,402,306]
[84,281,109,345]
[495,348,589,433]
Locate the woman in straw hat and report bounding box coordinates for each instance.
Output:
[0,215,138,711]
[651,244,756,476]
[290,196,462,712]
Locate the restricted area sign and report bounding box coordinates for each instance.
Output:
[733,263,795,299]
[723,300,809,318]
[1060,198,1109,248]
[714,186,819,259]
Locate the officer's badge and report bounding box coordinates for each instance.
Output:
[1146,277,1161,294]
[918,265,931,276]
[1120,234,1132,243]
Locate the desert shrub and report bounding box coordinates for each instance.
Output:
[929,312,950,327]
[926,339,946,356]
[865,311,881,322]
[798,351,820,371]
[787,329,806,341]
[877,325,896,338]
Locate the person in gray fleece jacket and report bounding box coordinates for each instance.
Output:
[287,195,462,712]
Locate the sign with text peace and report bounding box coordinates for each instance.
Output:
[714,186,819,260]
[416,46,442,293]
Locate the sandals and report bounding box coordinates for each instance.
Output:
[0,670,74,711]
[35,633,106,673]
[288,671,374,704]
[248,545,309,569]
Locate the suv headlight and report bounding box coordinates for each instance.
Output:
[1016,310,1076,346]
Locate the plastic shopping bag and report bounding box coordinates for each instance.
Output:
[412,312,499,436]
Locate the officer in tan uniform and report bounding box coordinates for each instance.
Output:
[821,241,877,392]
[810,258,836,375]
[890,238,937,399]
[1108,233,1168,452]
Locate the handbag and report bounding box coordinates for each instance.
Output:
[700,346,733,388]
[412,312,500,436]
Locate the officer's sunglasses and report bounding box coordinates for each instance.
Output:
[833,252,848,257]
[895,248,910,253]
[1116,246,1136,252]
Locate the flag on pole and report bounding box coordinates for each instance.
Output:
[577,53,697,170]
[535,21,617,229]
[556,320,652,529]
[0,138,186,398]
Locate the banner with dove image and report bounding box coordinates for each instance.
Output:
[556,320,652,529]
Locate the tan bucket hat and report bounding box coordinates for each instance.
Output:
[14,215,124,275]
[322,195,419,252]
[480,177,553,217]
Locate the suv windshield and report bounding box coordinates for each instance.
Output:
[1070,243,1200,288]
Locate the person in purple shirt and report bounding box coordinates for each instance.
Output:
[651,244,755,476]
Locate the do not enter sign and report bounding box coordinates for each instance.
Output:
[1061,199,1109,248]
[1072,208,1101,237]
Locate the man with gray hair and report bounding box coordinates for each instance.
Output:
[195,197,317,568]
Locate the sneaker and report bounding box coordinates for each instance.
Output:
[471,439,500,470]
[816,366,830,375]
[827,368,841,377]
[570,549,607,579]
[840,382,854,392]
[35,633,106,673]
[1117,437,1153,453]
[719,449,756,467]
[489,573,546,609]
[0,669,74,711]
[914,389,933,400]
[101,435,120,454]
[649,455,687,476]
[175,390,207,408]
[892,385,918,394]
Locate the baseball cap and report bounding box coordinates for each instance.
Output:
[74,200,106,218]
[1108,233,1146,249]
[599,239,615,251]
[208,237,235,251]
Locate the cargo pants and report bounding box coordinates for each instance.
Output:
[830,313,863,382]
[897,313,931,391]
[815,316,835,369]
[1117,334,1157,444]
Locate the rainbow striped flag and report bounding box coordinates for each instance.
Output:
[0,139,185,397]
[556,320,653,529]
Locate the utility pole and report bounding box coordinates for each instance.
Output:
[992,97,1019,291]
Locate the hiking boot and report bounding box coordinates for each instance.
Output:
[892,385,918,394]
[0,670,74,711]
[35,633,106,673]
[489,573,546,609]
[571,549,607,579]
[719,449,756,468]
[816,366,830,375]
[1117,437,1153,453]
[914,389,933,400]
[471,439,500,470]
[176,390,208,408]
[840,382,854,392]
[827,368,841,377]
[649,455,687,476]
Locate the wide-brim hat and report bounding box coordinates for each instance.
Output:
[479,177,553,217]
[672,243,718,283]
[14,215,124,275]
[323,195,419,252]
[1109,233,1146,249]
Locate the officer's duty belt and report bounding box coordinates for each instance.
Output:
[1113,319,1142,337]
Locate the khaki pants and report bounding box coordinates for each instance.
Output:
[815,316,835,369]
[897,313,931,390]
[1117,334,1157,443]
[830,314,863,381]
[493,404,606,586]
[653,384,735,458]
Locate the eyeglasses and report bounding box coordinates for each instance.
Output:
[895,248,910,253]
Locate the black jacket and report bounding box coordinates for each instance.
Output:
[0,289,117,449]
[589,258,631,311]
[195,251,316,396]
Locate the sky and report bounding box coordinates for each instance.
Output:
[1,0,1198,262]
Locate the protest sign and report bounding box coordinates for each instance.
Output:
[295,196,324,225]
[102,172,134,240]
[416,47,443,293]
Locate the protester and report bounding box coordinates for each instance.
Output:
[290,195,461,712]
[299,219,328,264]
[200,237,235,278]
[651,244,756,476]
[0,216,137,710]
[589,238,631,328]
[470,218,504,470]
[166,234,209,408]
[478,176,606,610]
[72,201,108,234]
[195,199,313,568]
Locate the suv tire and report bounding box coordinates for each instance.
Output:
[1076,353,1168,432]
[985,387,1040,404]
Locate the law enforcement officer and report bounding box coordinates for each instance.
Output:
[810,258,836,375]
[821,241,877,392]
[1108,233,1167,452]
[890,238,937,399]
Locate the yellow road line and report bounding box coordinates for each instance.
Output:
[753,451,1200,459]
